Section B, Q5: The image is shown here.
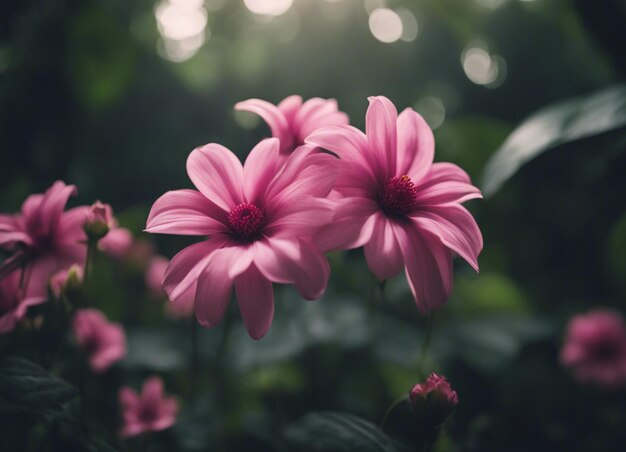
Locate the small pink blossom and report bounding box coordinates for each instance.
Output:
[146,138,336,339]
[99,227,133,259]
[235,96,349,155]
[126,240,155,268]
[49,264,83,298]
[85,201,115,231]
[410,373,458,427]
[0,269,47,334]
[145,255,193,318]
[306,96,483,313]
[118,376,178,438]
[0,181,88,294]
[561,309,626,388]
[73,308,126,373]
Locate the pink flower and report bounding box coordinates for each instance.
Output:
[409,373,459,427]
[0,269,47,334]
[49,264,83,298]
[99,226,133,259]
[84,201,115,239]
[0,181,88,294]
[145,255,194,318]
[73,308,126,373]
[306,96,483,313]
[146,138,336,339]
[118,376,178,438]
[561,309,626,388]
[235,95,349,155]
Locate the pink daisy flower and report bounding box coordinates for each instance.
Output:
[0,269,47,334]
[145,138,336,339]
[306,96,483,313]
[73,308,127,373]
[118,376,178,438]
[561,309,626,388]
[0,181,89,294]
[235,95,349,155]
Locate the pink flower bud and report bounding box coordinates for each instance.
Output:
[409,373,458,427]
[49,264,83,299]
[84,201,115,240]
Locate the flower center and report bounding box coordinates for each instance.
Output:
[228,203,266,241]
[379,175,417,216]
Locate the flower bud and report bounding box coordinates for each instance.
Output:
[50,264,83,300]
[84,201,114,240]
[409,373,458,427]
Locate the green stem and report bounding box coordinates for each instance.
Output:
[190,317,199,400]
[82,240,97,307]
[418,312,435,377]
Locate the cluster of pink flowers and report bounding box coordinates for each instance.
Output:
[146,95,483,339]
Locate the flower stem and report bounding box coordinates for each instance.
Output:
[82,240,97,307]
[418,312,435,377]
[190,317,199,400]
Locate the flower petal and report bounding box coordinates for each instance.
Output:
[292,239,330,300]
[294,98,349,142]
[235,99,291,150]
[366,96,398,179]
[253,237,301,285]
[364,214,404,281]
[313,197,379,251]
[146,189,227,235]
[396,108,434,181]
[55,206,89,244]
[277,95,303,123]
[235,264,274,339]
[39,181,78,235]
[265,197,334,238]
[242,138,280,205]
[393,223,453,313]
[186,144,243,211]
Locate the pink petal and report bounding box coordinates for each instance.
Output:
[235,99,291,150]
[234,264,274,339]
[146,189,228,235]
[38,181,77,235]
[415,181,482,206]
[119,387,140,411]
[363,214,404,281]
[292,239,330,300]
[242,138,280,205]
[265,197,334,238]
[99,228,133,259]
[142,377,164,405]
[411,204,482,272]
[313,197,379,251]
[277,95,303,123]
[55,206,89,245]
[294,98,348,142]
[253,237,301,285]
[366,96,398,180]
[393,223,453,313]
[151,415,176,432]
[186,144,244,211]
[396,108,434,181]
[426,162,472,184]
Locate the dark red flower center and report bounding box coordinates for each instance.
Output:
[228,203,266,241]
[379,175,417,216]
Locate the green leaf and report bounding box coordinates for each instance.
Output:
[482,84,626,197]
[283,411,411,452]
[0,357,77,418]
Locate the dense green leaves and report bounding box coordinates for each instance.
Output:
[0,357,77,417]
[482,84,626,196]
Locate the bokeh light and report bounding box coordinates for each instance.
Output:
[415,96,446,130]
[368,8,403,43]
[396,8,419,42]
[155,0,208,62]
[244,0,293,17]
[461,46,508,87]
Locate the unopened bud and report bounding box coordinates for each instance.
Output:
[50,264,83,300]
[409,373,458,428]
[84,201,114,240]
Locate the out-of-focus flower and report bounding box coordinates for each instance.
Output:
[409,373,458,427]
[235,96,349,155]
[145,255,194,318]
[306,96,482,313]
[146,138,336,339]
[118,376,178,438]
[49,264,83,299]
[0,181,89,294]
[73,308,126,373]
[99,227,133,259]
[126,240,155,269]
[83,201,115,240]
[0,269,47,334]
[561,309,626,388]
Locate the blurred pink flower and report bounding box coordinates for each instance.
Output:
[0,269,47,334]
[118,376,178,438]
[73,308,126,373]
[146,138,336,339]
[84,201,115,238]
[561,309,626,388]
[410,373,459,427]
[235,95,349,155]
[126,240,155,268]
[145,255,194,318]
[99,227,133,259]
[0,181,88,294]
[49,264,83,298]
[306,96,483,313]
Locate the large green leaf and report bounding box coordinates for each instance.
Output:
[482,84,626,197]
[282,411,411,452]
[0,357,77,417]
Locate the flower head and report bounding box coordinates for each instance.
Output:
[409,373,458,427]
[0,269,47,334]
[561,309,626,388]
[146,138,336,339]
[84,201,115,240]
[73,308,126,373]
[0,181,88,295]
[98,226,133,259]
[118,376,178,438]
[235,96,349,155]
[306,96,483,313]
